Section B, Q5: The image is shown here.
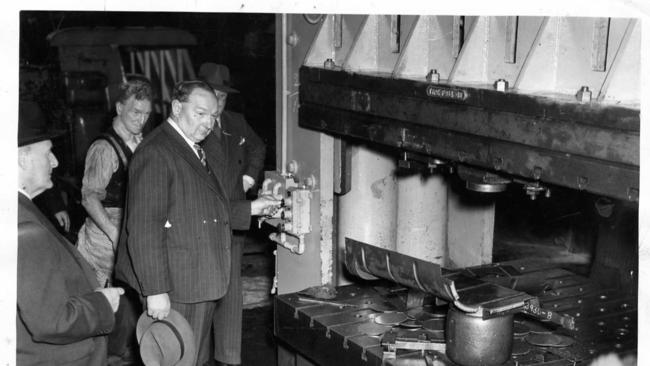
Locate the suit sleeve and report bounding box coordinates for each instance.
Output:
[17,222,114,344]
[230,200,252,230]
[240,116,266,181]
[126,146,172,296]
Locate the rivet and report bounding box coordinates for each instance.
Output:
[599,294,607,300]
[577,299,583,304]
[597,321,605,326]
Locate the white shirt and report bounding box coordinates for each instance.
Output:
[167,118,201,159]
[18,189,31,200]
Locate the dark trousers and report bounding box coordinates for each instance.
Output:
[212,234,244,364]
[108,280,142,358]
[174,300,219,366]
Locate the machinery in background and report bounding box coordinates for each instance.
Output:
[47,27,197,179]
[273,14,639,365]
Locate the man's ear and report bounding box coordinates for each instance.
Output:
[115,101,123,116]
[17,147,30,170]
[171,100,182,117]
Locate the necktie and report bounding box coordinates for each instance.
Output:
[193,143,210,172]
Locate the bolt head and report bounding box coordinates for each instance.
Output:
[494,79,508,92]
[575,86,592,103]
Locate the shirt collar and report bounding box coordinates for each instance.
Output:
[18,189,31,200]
[167,118,200,158]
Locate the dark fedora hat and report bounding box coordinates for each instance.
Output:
[18,100,64,147]
[136,310,196,366]
[197,63,239,94]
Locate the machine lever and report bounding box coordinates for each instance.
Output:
[522,299,575,330]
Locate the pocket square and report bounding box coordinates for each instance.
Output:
[164,220,172,228]
[239,136,246,146]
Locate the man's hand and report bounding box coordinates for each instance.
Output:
[54,210,70,232]
[242,176,255,193]
[147,293,171,320]
[251,195,282,216]
[96,287,125,313]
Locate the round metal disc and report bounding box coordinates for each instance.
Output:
[525,333,575,347]
[374,312,409,325]
[399,319,423,329]
[466,180,508,193]
[357,322,390,336]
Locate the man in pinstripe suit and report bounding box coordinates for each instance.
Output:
[114,80,279,365]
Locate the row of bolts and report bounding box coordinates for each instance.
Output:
[323,59,594,103]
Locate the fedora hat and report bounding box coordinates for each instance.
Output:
[197,63,239,94]
[136,310,196,366]
[18,100,64,147]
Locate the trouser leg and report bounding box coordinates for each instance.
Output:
[213,234,244,365]
[174,300,218,366]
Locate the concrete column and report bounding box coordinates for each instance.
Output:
[396,173,448,265]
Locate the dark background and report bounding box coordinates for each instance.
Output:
[20,11,276,170]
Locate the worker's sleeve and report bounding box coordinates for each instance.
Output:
[17,222,114,344]
[125,145,172,296]
[81,140,119,202]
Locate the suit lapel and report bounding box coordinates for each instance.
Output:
[18,193,100,288]
[161,123,229,204]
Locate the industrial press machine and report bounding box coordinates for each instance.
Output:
[267,14,639,365]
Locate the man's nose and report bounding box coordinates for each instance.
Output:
[50,153,58,168]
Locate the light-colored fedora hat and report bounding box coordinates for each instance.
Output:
[136,310,196,366]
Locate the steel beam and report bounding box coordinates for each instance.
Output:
[299,66,639,201]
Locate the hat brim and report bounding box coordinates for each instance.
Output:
[18,129,66,147]
[136,310,196,366]
[207,82,239,94]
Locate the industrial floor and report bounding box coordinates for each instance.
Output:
[240,237,277,366]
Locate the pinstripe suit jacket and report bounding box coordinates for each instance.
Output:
[114,121,251,303]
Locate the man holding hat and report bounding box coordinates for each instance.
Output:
[17,100,124,365]
[115,80,279,366]
[197,62,266,366]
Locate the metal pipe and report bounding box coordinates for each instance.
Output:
[280,13,288,175]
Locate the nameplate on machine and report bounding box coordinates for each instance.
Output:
[426,85,468,101]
